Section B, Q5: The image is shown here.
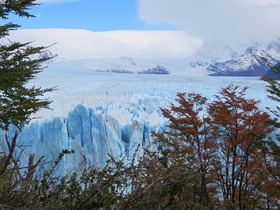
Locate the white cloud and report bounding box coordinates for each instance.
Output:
[236,0,280,6]
[138,0,280,43]
[9,29,203,59]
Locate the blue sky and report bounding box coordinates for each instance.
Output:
[12,0,175,31]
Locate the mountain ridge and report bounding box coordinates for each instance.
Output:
[7,28,280,76]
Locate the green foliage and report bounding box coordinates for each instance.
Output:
[0,0,55,131]
[262,63,280,200]
[263,65,280,115]
[0,0,55,172]
[0,0,37,19]
[0,1,56,208]
[0,33,55,131]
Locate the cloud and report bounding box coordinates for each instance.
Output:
[237,0,280,6]
[138,0,280,43]
[9,29,203,59]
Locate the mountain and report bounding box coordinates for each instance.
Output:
[88,57,170,74]
[207,47,272,76]
[206,39,280,76]
[7,29,280,76]
[82,41,280,76]
[138,65,169,74]
[188,41,240,69]
[266,37,280,61]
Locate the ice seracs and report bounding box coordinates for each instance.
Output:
[7,64,277,175]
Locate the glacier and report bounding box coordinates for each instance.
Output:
[1,59,279,175]
[6,104,161,176]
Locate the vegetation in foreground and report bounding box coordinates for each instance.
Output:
[1,1,280,209]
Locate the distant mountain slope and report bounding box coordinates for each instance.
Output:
[80,39,280,77]
[88,57,170,74]
[207,47,276,76]
[67,57,208,76]
[7,29,280,76]
[205,38,280,76]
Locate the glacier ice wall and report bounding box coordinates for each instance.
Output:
[1,74,277,176]
[2,105,158,175]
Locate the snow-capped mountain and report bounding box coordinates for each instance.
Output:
[205,39,280,76]
[207,47,273,76]
[188,41,240,69]
[7,29,280,76]
[267,37,280,61]
[79,38,280,77]
[88,57,170,74]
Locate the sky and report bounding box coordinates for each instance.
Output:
[13,0,175,31]
[6,0,280,58]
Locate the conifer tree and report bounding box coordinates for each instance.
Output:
[262,64,280,205]
[265,65,280,113]
[0,0,54,175]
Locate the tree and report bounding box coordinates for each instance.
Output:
[141,92,219,208]
[0,0,54,130]
[264,64,280,114]
[261,64,280,208]
[157,93,217,206]
[208,85,275,209]
[148,85,276,209]
[0,0,55,207]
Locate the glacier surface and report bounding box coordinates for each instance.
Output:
[1,59,278,175]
